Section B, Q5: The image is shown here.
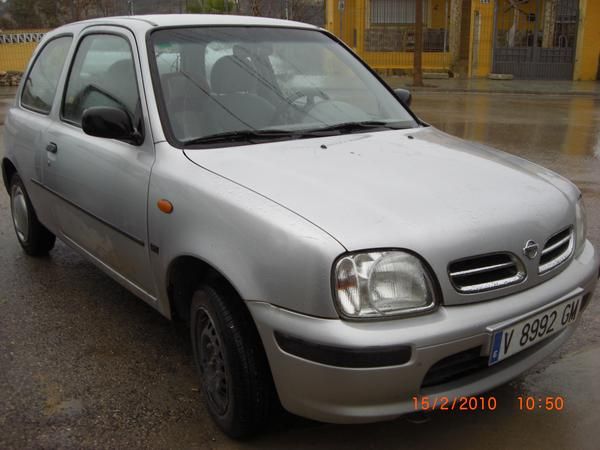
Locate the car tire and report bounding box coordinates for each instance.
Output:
[190,282,276,438]
[9,173,56,256]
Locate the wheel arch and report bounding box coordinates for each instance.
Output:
[2,157,17,193]
[166,254,249,324]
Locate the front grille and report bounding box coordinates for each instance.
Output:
[448,253,525,294]
[421,347,487,388]
[539,227,574,274]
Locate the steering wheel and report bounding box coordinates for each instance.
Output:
[273,87,330,122]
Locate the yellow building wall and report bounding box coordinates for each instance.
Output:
[574,0,600,80]
[326,0,359,49]
[363,51,452,70]
[325,0,600,80]
[325,0,335,31]
[325,0,451,71]
[430,0,448,29]
[0,30,48,72]
[0,42,39,72]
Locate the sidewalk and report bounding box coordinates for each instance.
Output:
[0,86,17,98]
[383,76,600,97]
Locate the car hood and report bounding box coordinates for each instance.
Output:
[184,127,579,305]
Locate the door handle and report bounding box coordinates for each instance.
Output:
[46,142,58,154]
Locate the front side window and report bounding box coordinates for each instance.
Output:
[151,27,418,146]
[21,36,72,114]
[63,34,140,126]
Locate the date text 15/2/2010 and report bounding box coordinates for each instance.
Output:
[412,396,565,411]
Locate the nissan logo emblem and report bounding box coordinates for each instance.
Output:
[523,240,539,259]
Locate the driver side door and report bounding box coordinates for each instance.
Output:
[42,28,157,300]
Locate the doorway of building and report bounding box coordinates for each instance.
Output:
[492,0,579,79]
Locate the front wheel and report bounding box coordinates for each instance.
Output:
[190,283,276,438]
[9,173,55,256]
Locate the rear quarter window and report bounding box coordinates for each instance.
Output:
[21,35,73,114]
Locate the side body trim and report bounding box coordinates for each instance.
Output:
[30,178,145,246]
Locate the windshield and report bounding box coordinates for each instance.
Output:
[150,26,418,146]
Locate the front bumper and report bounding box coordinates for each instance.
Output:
[247,241,599,424]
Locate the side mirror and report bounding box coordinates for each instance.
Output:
[82,106,142,145]
[393,88,412,107]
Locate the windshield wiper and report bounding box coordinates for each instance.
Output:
[183,121,410,146]
[298,121,408,136]
[183,129,298,146]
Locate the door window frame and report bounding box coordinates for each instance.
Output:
[60,30,144,134]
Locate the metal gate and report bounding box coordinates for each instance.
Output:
[492,0,579,79]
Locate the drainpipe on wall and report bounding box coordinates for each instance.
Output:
[414,0,425,86]
[573,0,586,80]
[448,0,463,72]
[471,10,480,76]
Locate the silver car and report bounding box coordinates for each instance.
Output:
[3,15,599,438]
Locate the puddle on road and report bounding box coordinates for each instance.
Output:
[412,93,600,219]
[412,94,600,161]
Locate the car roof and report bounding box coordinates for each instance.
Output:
[54,14,318,34]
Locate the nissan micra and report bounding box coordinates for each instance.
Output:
[3,14,599,438]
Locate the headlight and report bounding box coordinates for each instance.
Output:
[333,251,437,319]
[575,197,587,256]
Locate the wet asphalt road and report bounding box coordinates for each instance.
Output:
[1,92,599,450]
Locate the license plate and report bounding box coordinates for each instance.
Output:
[488,296,581,365]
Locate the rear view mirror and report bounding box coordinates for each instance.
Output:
[394,88,412,107]
[82,106,142,145]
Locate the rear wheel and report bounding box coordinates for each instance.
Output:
[190,283,276,438]
[9,173,56,256]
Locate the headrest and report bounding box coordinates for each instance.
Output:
[210,55,257,95]
[106,59,138,112]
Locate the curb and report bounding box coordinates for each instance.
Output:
[403,87,600,97]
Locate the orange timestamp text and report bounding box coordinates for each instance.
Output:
[412,395,566,411]
[412,395,497,411]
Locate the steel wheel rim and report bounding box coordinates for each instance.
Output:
[196,307,230,416]
[11,184,29,243]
